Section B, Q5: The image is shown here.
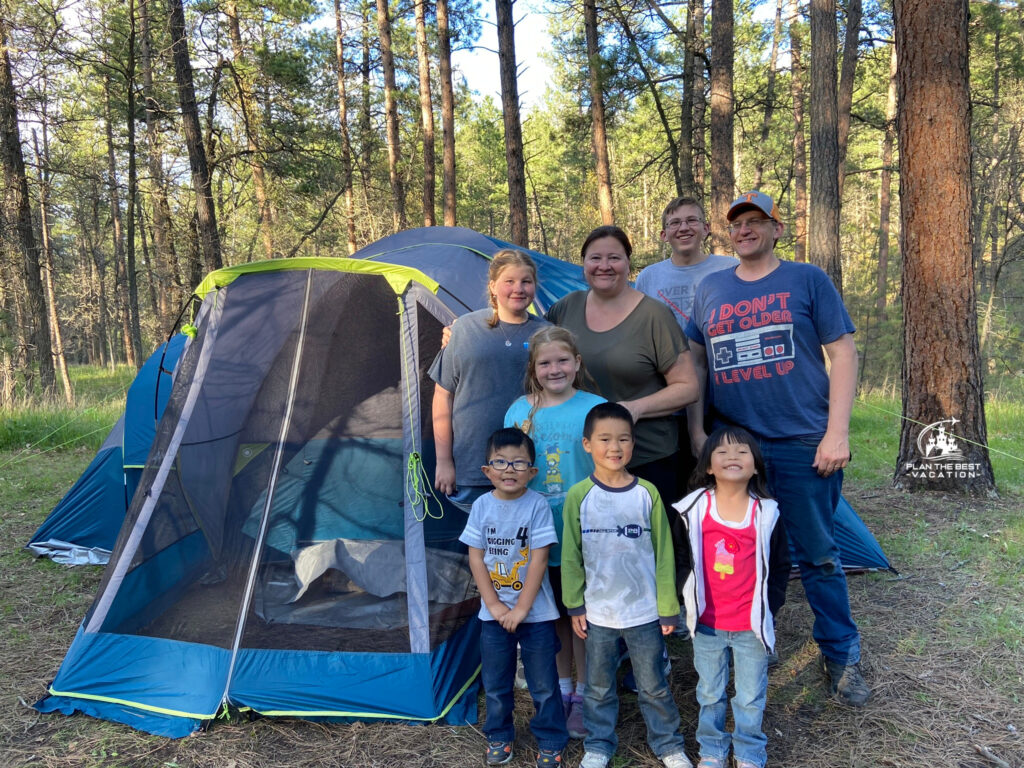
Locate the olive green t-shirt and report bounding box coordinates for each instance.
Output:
[547,291,688,466]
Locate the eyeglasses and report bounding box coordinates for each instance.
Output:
[727,218,775,233]
[488,458,532,472]
[665,217,704,230]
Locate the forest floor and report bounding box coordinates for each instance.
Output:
[1,449,1022,768]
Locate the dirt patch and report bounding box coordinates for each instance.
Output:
[2,476,1022,768]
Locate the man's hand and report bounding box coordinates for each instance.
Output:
[813,430,851,477]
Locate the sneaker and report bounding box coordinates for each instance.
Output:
[697,758,727,768]
[486,741,514,765]
[662,752,694,768]
[580,752,611,768]
[565,693,586,739]
[537,748,563,768]
[820,654,871,707]
[733,760,761,768]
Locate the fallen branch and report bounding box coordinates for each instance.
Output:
[973,743,1011,768]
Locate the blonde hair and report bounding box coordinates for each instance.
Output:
[486,249,538,328]
[517,326,588,435]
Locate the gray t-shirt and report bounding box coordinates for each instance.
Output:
[635,254,738,331]
[428,309,549,487]
[459,489,560,623]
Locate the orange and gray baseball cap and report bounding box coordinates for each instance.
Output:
[727,191,782,222]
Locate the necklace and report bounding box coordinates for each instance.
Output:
[497,317,526,347]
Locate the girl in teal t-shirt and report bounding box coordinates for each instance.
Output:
[505,325,605,739]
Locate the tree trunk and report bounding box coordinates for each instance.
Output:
[32,129,73,403]
[678,0,697,195]
[692,0,707,198]
[168,0,222,273]
[125,0,143,367]
[140,0,180,333]
[893,0,995,495]
[584,0,613,225]
[836,0,861,198]
[789,0,807,263]
[414,0,436,226]
[334,0,358,253]
[753,0,783,190]
[496,0,528,246]
[709,0,735,252]
[875,44,896,323]
[436,0,457,225]
[809,0,842,293]
[226,0,275,259]
[376,0,408,231]
[0,15,55,395]
[359,0,374,191]
[102,67,135,367]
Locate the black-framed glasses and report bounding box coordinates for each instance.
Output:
[487,458,532,472]
[665,217,704,230]
[727,218,775,233]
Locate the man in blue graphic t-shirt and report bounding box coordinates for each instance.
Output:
[684,191,870,708]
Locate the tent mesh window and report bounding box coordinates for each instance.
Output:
[85,269,478,654]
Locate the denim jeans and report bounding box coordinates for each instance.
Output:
[584,620,686,760]
[447,485,490,514]
[479,619,568,751]
[692,624,768,768]
[758,436,861,664]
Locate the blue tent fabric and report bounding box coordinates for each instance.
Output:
[829,495,892,572]
[27,335,187,564]
[353,225,588,314]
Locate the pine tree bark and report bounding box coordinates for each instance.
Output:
[0,15,55,394]
[809,0,842,293]
[226,0,275,259]
[168,0,222,273]
[875,44,896,323]
[789,0,807,263]
[495,0,528,246]
[436,0,457,225]
[692,0,707,198]
[584,0,613,225]
[140,0,181,332]
[334,0,358,253]
[836,0,861,198]
[709,0,735,252]
[103,68,135,367]
[753,0,783,190]
[893,0,995,495]
[376,0,408,231]
[32,128,73,402]
[125,0,143,367]
[414,0,436,226]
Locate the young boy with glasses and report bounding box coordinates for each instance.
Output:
[459,428,568,768]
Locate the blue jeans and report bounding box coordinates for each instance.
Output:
[584,620,685,760]
[758,436,861,664]
[447,485,490,513]
[479,619,568,751]
[692,624,768,768]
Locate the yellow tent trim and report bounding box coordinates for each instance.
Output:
[193,257,440,300]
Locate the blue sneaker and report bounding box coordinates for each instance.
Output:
[486,741,513,765]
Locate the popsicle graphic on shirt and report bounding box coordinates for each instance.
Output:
[713,535,739,579]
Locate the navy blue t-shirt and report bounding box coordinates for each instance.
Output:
[685,261,855,439]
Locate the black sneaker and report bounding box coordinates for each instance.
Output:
[486,741,514,765]
[820,654,870,707]
[536,747,563,768]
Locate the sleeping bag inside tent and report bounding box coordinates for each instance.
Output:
[27,334,187,565]
[36,259,481,737]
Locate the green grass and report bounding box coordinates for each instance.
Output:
[850,389,1024,496]
[0,364,134,453]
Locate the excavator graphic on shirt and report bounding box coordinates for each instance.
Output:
[490,548,530,591]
